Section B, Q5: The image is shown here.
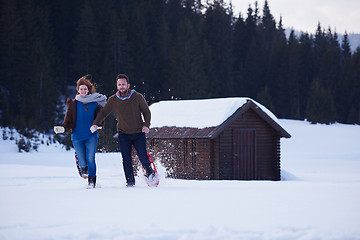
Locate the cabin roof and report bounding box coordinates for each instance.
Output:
[148,97,291,139]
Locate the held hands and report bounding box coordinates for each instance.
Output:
[142,126,149,134]
[54,125,101,134]
[90,125,145,133]
[53,126,65,134]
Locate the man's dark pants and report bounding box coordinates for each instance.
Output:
[118,132,151,184]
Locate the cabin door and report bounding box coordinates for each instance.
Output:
[233,128,256,180]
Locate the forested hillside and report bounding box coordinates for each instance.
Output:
[1,0,359,134]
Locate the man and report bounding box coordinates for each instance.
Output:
[91,74,154,187]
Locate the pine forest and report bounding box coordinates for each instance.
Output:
[1,0,360,139]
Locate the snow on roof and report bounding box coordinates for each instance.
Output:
[149,97,281,128]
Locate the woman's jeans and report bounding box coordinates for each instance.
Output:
[118,132,151,184]
[72,133,98,177]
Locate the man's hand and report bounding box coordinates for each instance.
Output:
[142,126,149,133]
[90,125,98,133]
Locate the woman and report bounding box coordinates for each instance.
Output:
[54,74,107,188]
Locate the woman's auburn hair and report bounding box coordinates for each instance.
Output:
[76,74,96,94]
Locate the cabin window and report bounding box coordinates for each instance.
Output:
[191,139,196,169]
[183,139,188,168]
[183,139,197,169]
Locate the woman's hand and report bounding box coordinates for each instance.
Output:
[53,126,65,134]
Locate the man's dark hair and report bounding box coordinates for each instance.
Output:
[116,74,129,84]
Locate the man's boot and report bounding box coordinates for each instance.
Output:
[145,166,155,181]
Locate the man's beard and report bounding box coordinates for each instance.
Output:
[119,89,128,95]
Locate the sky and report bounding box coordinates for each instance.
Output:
[228,0,360,34]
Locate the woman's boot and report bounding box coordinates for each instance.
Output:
[88,176,96,188]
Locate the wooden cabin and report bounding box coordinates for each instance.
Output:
[145,98,291,181]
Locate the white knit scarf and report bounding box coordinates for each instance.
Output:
[75,93,107,107]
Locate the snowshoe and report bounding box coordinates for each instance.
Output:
[75,152,88,179]
[142,153,160,187]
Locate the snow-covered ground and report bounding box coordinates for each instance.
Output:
[1,119,360,240]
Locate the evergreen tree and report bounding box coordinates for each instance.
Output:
[164,0,186,37]
[256,85,275,113]
[201,39,217,98]
[73,0,100,77]
[125,1,157,101]
[93,2,132,97]
[260,0,276,45]
[166,0,204,99]
[339,32,352,121]
[232,14,247,96]
[346,47,360,124]
[202,1,234,97]
[49,0,83,90]
[279,30,301,119]
[306,78,337,124]
[0,0,28,127]
[1,0,60,131]
[313,23,327,76]
[168,16,205,99]
[21,1,61,130]
[297,32,314,119]
[157,15,173,100]
[321,29,343,121]
[260,1,288,117]
[242,4,264,98]
[341,32,351,60]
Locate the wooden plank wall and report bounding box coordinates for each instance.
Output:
[218,108,281,180]
[144,108,282,181]
[211,138,219,180]
[146,138,213,180]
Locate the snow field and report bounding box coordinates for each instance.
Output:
[1,120,360,240]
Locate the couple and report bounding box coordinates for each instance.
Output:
[54,74,155,188]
